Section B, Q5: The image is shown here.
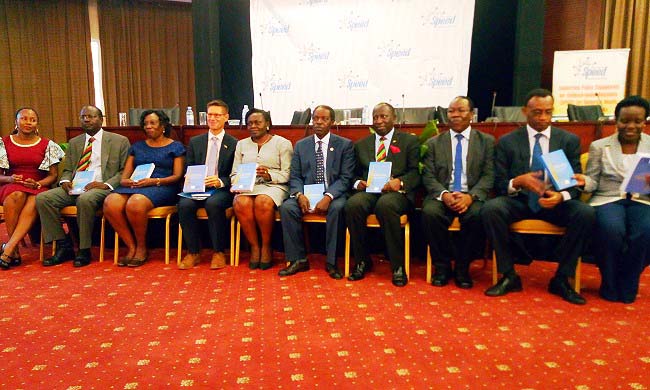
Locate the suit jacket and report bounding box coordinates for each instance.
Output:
[353,130,421,202]
[289,133,355,199]
[494,126,582,200]
[61,130,130,189]
[584,132,650,206]
[422,128,494,201]
[186,131,238,188]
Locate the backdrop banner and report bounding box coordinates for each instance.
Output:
[250,0,475,124]
[552,49,630,118]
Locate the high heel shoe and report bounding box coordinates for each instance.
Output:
[259,260,273,270]
[0,253,11,270]
[0,243,21,267]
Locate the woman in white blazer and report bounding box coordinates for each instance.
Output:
[576,96,650,303]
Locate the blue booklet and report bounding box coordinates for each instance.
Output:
[623,155,650,194]
[69,170,96,195]
[130,163,155,181]
[541,150,577,190]
[183,165,207,193]
[231,162,258,192]
[304,183,325,210]
[366,162,392,193]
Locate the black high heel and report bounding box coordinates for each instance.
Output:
[0,253,10,270]
[0,243,20,267]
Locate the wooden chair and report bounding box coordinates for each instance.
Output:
[176,207,236,266]
[344,214,410,278]
[113,206,177,264]
[47,206,106,262]
[492,219,582,293]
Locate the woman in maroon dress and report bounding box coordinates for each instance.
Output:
[0,108,64,269]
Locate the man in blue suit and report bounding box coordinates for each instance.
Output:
[482,89,595,304]
[278,105,355,279]
[177,100,238,270]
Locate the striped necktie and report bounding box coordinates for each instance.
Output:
[315,140,325,184]
[376,136,387,162]
[77,137,95,171]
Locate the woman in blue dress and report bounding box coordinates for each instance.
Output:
[103,110,185,267]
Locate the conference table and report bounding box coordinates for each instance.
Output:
[66,120,648,154]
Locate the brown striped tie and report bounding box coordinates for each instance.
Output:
[77,137,95,171]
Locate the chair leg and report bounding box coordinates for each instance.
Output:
[177,225,183,266]
[234,220,241,267]
[114,232,119,264]
[229,216,235,266]
[404,222,410,279]
[344,228,351,278]
[492,250,498,285]
[164,214,171,264]
[573,257,582,293]
[100,216,106,263]
[426,245,432,284]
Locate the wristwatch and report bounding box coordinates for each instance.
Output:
[291,192,302,199]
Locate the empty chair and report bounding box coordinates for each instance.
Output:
[434,106,448,124]
[396,107,436,124]
[290,108,312,125]
[567,104,604,121]
[333,108,363,123]
[493,106,526,122]
[128,107,180,126]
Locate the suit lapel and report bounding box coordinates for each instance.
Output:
[101,134,110,177]
[466,129,477,182]
[198,133,209,164]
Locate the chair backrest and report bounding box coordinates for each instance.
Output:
[567,104,604,121]
[128,107,180,126]
[290,108,312,125]
[493,106,526,122]
[396,107,436,124]
[333,108,363,123]
[434,106,449,124]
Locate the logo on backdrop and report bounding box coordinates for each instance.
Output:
[298,0,328,6]
[264,75,292,93]
[300,44,331,63]
[339,13,370,32]
[379,41,412,60]
[573,57,608,80]
[261,17,290,36]
[419,68,454,89]
[338,71,369,91]
[421,8,457,28]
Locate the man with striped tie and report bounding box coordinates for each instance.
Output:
[278,105,355,279]
[345,102,420,287]
[36,105,130,267]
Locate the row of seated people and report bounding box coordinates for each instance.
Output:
[1,90,649,306]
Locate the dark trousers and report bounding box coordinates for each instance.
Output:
[279,196,346,266]
[595,199,650,301]
[345,191,411,270]
[178,190,233,254]
[421,198,484,271]
[481,196,595,278]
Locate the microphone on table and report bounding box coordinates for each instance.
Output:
[259,92,264,110]
[401,93,406,126]
[485,91,499,122]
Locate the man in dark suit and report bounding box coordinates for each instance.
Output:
[482,88,595,304]
[36,105,130,267]
[278,105,355,279]
[345,102,421,287]
[422,96,494,289]
[177,99,238,270]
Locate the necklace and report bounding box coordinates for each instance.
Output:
[254,134,273,148]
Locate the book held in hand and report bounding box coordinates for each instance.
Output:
[541,150,577,191]
[304,183,325,210]
[366,162,392,193]
[183,165,207,193]
[69,170,95,195]
[130,163,155,181]
[231,163,258,192]
[621,154,650,194]
[178,189,216,200]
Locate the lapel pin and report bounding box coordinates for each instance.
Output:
[224,145,228,149]
[330,147,334,151]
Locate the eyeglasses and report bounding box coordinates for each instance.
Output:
[207,113,228,118]
[80,114,99,120]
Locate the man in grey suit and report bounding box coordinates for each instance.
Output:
[482,89,595,304]
[36,105,130,267]
[422,96,494,289]
[278,105,355,279]
[177,99,238,270]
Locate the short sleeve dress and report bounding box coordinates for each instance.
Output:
[0,135,64,203]
[113,140,186,207]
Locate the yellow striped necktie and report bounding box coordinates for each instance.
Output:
[77,137,95,171]
[376,136,387,162]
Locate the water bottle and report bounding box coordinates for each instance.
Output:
[362,105,370,124]
[241,104,249,124]
[186,106,194,125]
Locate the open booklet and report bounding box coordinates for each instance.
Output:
[621,153,650,196]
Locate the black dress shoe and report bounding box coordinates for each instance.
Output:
[348,260,372,281]
[485,274,523,297]
[454,267,473,289]
[392,266,407,287]
[431,268,451,287]
[73,249,92,267]
[43,241,76,266]
[548,276,586,305]
[278,260,309,276]
[326,264,343,280]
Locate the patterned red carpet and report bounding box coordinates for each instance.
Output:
[1,244,649,389]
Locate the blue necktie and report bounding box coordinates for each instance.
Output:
[315,141,325,184]
[453,133,463,192]
[528,133,544,212]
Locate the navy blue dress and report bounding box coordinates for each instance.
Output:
[114,140,186,207]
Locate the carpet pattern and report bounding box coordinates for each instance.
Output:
[1,245,649,389]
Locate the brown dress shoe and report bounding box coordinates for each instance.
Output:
[210,252,227,270]
[179,253,200,270]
